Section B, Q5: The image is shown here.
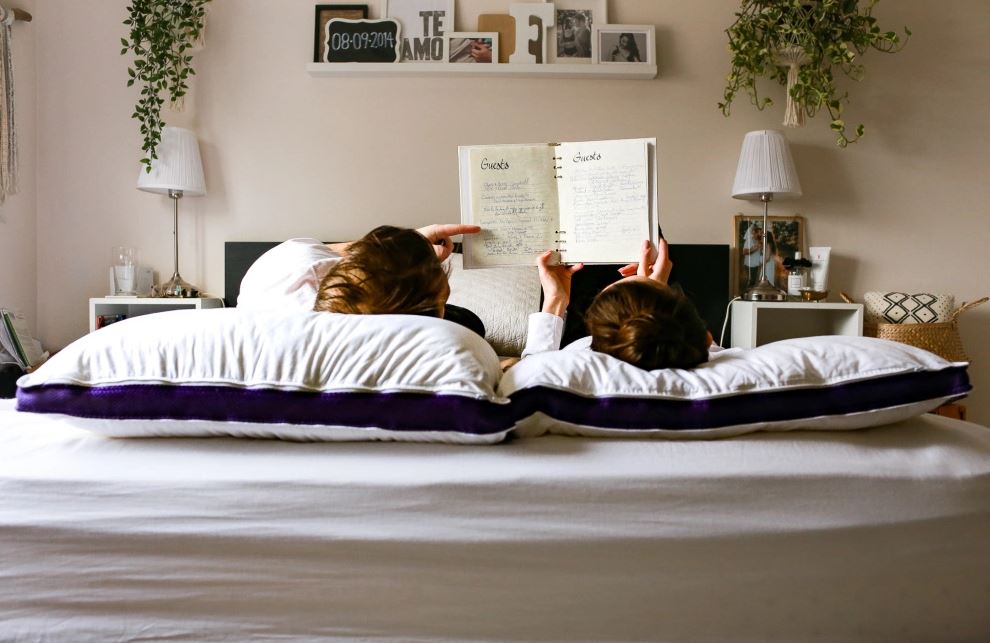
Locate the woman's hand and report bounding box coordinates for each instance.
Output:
[617,239,671,284]
[416,223,481,262]
[470,41,492,63]
[537,250,583,318]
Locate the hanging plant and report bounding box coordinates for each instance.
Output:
[121,0,210,170]
[718,0,910,147]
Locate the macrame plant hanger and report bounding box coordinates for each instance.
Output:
[773,4,813,128]
[0,4,30,204]
[775,45,809,127]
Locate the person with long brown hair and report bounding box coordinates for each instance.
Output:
[238,223,485,335]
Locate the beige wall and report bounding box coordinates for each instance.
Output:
[34,0,990,424]
[0,0,36,334]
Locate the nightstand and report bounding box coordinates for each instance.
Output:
[730,301,864,349]
[88,297,224,333]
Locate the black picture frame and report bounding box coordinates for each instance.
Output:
[314,4,370,62]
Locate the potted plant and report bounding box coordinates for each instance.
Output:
[121,0,210,170]
[718,0,910,147]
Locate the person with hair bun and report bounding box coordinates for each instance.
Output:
[520,238,714,370]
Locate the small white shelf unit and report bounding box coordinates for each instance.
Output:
[305,62,658,80]
[730,301,864,349]
[89,297,224,333]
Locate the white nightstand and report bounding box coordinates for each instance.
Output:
[730,301,864,349]
[89,297,224,333]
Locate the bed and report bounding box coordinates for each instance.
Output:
[2,243,989,641]
[2,399,989,640]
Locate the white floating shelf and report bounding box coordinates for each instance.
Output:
[305,62,657,80]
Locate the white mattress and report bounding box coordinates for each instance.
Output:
[2,398,990,641]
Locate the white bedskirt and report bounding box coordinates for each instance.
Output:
[2,399,989,641]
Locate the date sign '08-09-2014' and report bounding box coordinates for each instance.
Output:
[324,18,401,63]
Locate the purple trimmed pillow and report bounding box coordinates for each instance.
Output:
[17,308,512,444]
[499,336,969,439]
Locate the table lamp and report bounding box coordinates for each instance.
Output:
[137,126,206,298]
[731,129,802,301]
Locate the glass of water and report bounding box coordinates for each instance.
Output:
[112,246,137,296]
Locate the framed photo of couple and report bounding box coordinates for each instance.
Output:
[733,214,805,296]
[548,0,606,64]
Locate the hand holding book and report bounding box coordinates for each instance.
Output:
[457,137,659,268]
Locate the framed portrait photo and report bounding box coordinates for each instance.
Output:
[548,0,607,64]
[447,32,498,64]
[733,214,806,296]
[594,24,655,65]
[314,4,370,62]
[385,0,454,62]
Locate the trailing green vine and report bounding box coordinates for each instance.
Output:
[719,0,910,147]
[121,0,210,170]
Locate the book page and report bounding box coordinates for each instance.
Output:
[557,138,653,264]
[459,144,560,268]
[0,309,46,369]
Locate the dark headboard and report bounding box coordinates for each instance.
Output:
[224,242,280,307]
[559,244,730,346]
[224,242,731,341]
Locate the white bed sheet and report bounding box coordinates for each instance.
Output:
[2,398,989,641]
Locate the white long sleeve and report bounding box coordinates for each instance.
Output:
[520,312,565,357]
[237,238,341,311]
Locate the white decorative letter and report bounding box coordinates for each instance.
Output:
[508,3,554,64]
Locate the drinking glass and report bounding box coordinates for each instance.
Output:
[112,246,137,296]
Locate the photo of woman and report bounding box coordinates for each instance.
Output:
[597,26,653,65]
[609,32,642,62]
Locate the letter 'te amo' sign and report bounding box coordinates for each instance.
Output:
[324,18,402,63]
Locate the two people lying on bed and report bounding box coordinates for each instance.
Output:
[519,238,715,370]
[241,225,712,371]
[238,224,485,336]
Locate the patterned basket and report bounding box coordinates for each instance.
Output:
[841,293,987,362]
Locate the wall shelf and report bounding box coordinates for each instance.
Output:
[305,62,657,80]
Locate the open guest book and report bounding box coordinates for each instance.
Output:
[457,137,659,268]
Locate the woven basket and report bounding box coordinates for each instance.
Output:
[841,293,987,362]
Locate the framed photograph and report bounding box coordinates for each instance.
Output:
[548,0,607,64]
[314,4,370,62]
[733,214,805,296]
[385,0,453,62]
[447,32,497,64]
[594,24,655,65]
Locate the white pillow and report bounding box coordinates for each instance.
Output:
[17,308,512,444]
[445,253,540,357]
[499,336,970,439]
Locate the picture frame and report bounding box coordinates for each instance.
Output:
[447,32,498,64]
[548,0,607,64]
[593,24,655,65]
[314,4,370,63]
[385,0,454,62]
[733,214,806,296]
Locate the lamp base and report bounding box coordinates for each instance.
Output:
[743,278,787,302]
[160,273,200,298]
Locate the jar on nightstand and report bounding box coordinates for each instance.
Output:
[786,251,808,297]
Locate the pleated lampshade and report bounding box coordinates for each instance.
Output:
[136,126,206,196]
[731,130,801,200]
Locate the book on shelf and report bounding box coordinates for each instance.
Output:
[457,137,659,268]
[0,309,48,371]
